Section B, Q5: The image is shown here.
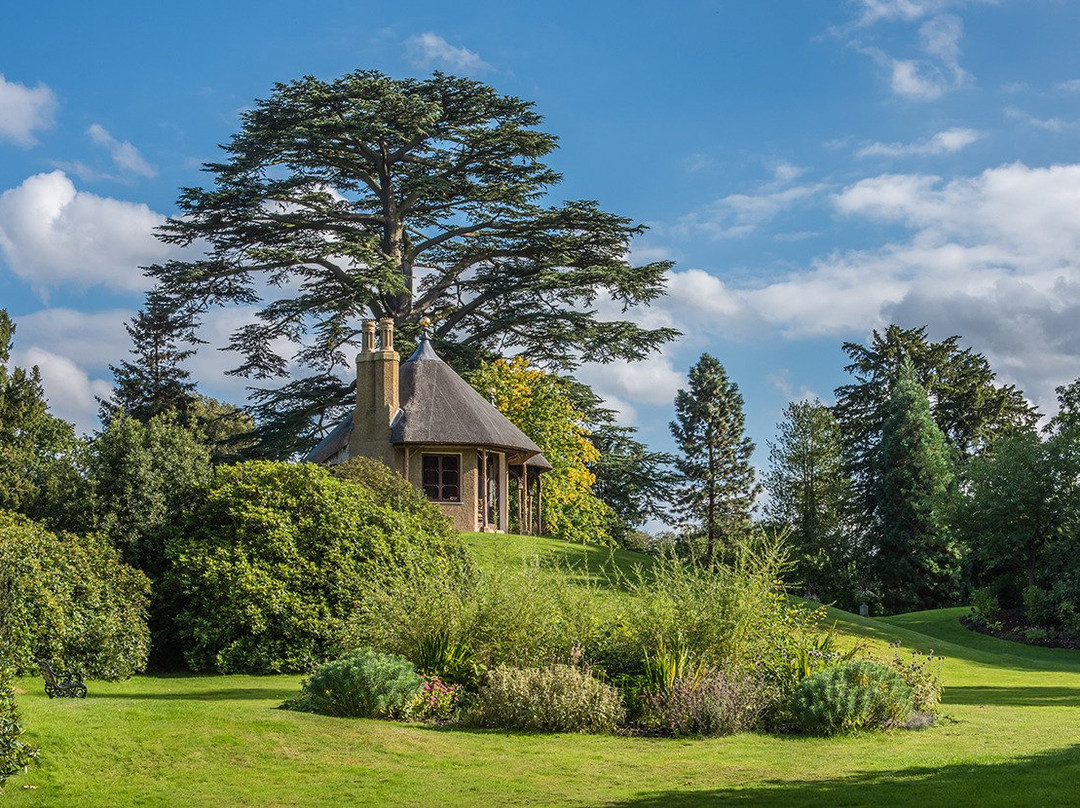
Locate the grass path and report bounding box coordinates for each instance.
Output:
[6,536,1080,806]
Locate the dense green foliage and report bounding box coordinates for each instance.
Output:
[167,461,468,673]
[764,400,855,602]
[670,354,759,564]
[470,664,624,733]
[283,648,422,719]
[0,511,150,679]
[88,412,213,579]
[0,670,37,794]
[793,660,914,735]
[872,361,962,613]
[149,70,675,457]
[327,455,457,541]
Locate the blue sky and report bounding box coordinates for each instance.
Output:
[3,0,1080,477]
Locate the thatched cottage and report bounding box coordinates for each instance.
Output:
[306,319,550,533]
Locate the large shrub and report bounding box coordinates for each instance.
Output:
[167,461,470,673]
[0,511,151,679]
[470,664,624,734]
[793,660,913,735]
[283,648,422,718]
[0,670,37,794]
[328,456,454,540]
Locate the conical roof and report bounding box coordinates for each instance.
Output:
[389,337,542,455]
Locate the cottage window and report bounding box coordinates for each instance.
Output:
[422,454,460,502]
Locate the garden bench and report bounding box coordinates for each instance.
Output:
[35,658,87,698]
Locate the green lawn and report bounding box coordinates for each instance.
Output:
[7,534,1080,806]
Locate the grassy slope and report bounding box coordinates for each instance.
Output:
[7,533,1080,807]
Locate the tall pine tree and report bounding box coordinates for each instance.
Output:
[102,289,200,425]
[872,359,961,613]
[764,399,855,602]
[669,354,759,565]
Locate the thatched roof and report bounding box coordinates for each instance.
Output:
[304,336,543,462]
[390,338,542,455]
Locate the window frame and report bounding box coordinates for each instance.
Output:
[421,452,463,503]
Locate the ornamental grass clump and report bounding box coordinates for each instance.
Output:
[793,660,914,735]
[283,648,422,719]
[470,664,624,734]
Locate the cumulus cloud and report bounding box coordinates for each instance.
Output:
[0,74,57,146]
[0,171,175,293]
[8,346,114,434]
[405,32,490,73]
[857,126,982,158]
[86,124,157,178]
[653,161,1080,409]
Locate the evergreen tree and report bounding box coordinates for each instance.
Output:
[872,360,961,613]
[102,288,200,425]
[834,325,1036,519]
[669,354,759,565]
[149,70,677,457]
[764,399,855,602]
[0,310,83,519]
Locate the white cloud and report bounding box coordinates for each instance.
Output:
[857,126,982,157]
[631,161,1080,411]
[86,124,157,178]
[1057,79,1080,92]
[0,74,57,147]
[1005,107,1069,133]
[405,32,491,73]
[675,184,826,240]
[0,171,174,293]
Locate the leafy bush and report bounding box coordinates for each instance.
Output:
[970,586,1000,625]
[283,648,422,718]
[0,511,150,679]
[167,461,470,673]
[1023,585,1053,625]
[879,643,944,714]
[0,670,38,793]
[470,664,625,734]
[327,456,455,540]
[640,668,768,736]
[793,660,914,735]
[414,675,463,721]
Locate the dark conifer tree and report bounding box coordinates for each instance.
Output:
[872,359,961,613]
[102,289,200,425]
[669,354,759,565]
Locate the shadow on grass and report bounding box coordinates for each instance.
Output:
[945,685,1080,707]
[605,744,1080,807]
[102,688,298,702]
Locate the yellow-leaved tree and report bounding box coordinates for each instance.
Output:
[469,357,615,545]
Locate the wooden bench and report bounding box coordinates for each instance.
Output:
[35,658,87,699]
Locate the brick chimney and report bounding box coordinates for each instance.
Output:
[349,317,400,466]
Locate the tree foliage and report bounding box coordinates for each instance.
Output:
[669,354,759,564]
[88,412,213,580]
[0,311,83,520]
[959,427,1080,604]
[834,324,1036,514]
[871,361,962,613]
[764,400,855,602]
[0,510,151,679]
[101,288,200,426]
[150,70,677,457]
[468,357,615,544]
